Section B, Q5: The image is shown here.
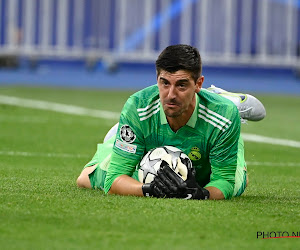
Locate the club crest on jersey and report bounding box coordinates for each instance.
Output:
[188,147,201,161]
[120,124,136,143]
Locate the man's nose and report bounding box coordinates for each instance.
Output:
[167,85,177,99]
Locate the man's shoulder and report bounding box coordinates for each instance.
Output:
[196,89,240,131]
[128,84,160,108]
[121,84,160,123]
[198,88,238,113]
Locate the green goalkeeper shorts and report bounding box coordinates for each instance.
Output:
[83,135,138,190]
[83,136,247,196]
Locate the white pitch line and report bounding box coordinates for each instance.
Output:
[0,151,89,158]
[0,95,120,120]
[241,133,300,148]
[1,94,300,148]
[247,161,300,167]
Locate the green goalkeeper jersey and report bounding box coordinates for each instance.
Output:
[104,84,241,199]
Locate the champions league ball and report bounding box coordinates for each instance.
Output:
[138,146,192,184]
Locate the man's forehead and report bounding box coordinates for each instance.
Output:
[158,70,193,80]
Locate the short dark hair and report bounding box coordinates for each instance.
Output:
[155,44,202,82]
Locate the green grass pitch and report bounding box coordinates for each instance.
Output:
[0,86,299,249]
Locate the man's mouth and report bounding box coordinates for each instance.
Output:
[166,102,179,108]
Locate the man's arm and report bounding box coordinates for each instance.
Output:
[108,165,174,198]
[207,105,241,199]
[104,95,147,195]
[108,160,225,199]
[108,175,143,196]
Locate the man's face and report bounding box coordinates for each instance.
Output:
[157,70,203,118]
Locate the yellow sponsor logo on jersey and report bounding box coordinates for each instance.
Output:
[188,147,201,161]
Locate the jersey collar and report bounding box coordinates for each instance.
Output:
[160,93,199,128]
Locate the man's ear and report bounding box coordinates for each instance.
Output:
[195,76,204,93]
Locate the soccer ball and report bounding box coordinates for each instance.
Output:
[138,146,192,184]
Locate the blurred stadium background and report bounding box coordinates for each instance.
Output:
[0,0,300,93]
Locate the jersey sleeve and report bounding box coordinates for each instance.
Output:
[104,96,145,193]
[205,105,241,199]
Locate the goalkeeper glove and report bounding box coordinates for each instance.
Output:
[142,161,177,198]
[159,161,210,200]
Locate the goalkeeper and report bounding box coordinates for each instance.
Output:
[76,44,266,200]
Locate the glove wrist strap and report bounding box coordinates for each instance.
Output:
[195,188,210,200]
[142,184,152,197]
[202,188,210,200]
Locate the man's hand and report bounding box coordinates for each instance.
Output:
[142,161,179,198]
[158,161,210,200]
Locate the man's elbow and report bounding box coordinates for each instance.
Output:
[205,186,225,200]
